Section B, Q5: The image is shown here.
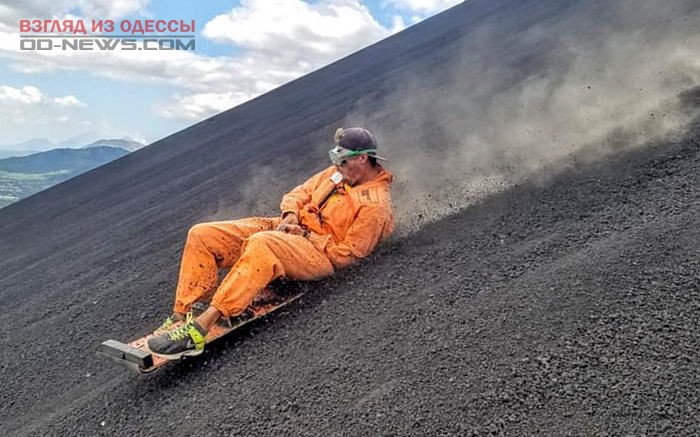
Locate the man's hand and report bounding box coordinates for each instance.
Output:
[277,223,306,236]
[277,212,309,236]
[278,212,299,229]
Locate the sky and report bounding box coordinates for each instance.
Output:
[0,0,461,149]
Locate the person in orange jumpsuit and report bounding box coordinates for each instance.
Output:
[148,127,394,358]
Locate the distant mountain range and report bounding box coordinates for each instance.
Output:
[80,138,145,152]
[0,138,144,208]
[0,137,145,159]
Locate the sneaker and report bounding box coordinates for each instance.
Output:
[147,319,207,359]
[153,312,191,334]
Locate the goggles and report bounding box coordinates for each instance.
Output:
[328,146,382,166]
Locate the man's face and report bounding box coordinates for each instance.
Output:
[336,154,366,186]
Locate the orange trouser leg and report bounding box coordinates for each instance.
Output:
[210,230,335,318]
[173,217,279,314]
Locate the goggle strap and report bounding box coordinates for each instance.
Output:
[340,148,378,158]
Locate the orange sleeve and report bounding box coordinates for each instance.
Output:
[279,167,332,218]
[308,203,393,269]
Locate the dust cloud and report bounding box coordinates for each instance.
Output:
[205,0,700,237]
[343,0,700,235]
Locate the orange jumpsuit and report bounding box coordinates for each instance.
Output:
[173,165,394,318]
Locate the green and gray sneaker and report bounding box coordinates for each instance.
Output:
[148,319,207,359]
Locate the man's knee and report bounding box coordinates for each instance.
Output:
[188,222,213,240]
[244,231,276,251]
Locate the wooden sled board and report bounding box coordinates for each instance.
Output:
[97,288,304,374]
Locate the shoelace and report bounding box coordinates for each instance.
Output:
[168,322,191,341]
[167,312,195,341]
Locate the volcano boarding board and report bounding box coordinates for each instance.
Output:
[97,288,304,373]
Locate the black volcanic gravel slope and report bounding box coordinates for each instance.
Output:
[2,0,700,435]
[7,117,700,437]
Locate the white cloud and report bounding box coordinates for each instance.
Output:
[53,95,86,107]
[385,0,462,14]
[203,0,388,61]
[131,135,148,145]
[175,0,398,120]
[0,84,87,129]
[0,85,43,104]
[390,15,407,33]
[159,91,249,121]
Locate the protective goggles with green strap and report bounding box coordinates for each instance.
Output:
[328,145,385,166]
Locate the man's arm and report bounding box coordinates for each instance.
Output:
[308,203,393,269]
[279,167,333,219]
